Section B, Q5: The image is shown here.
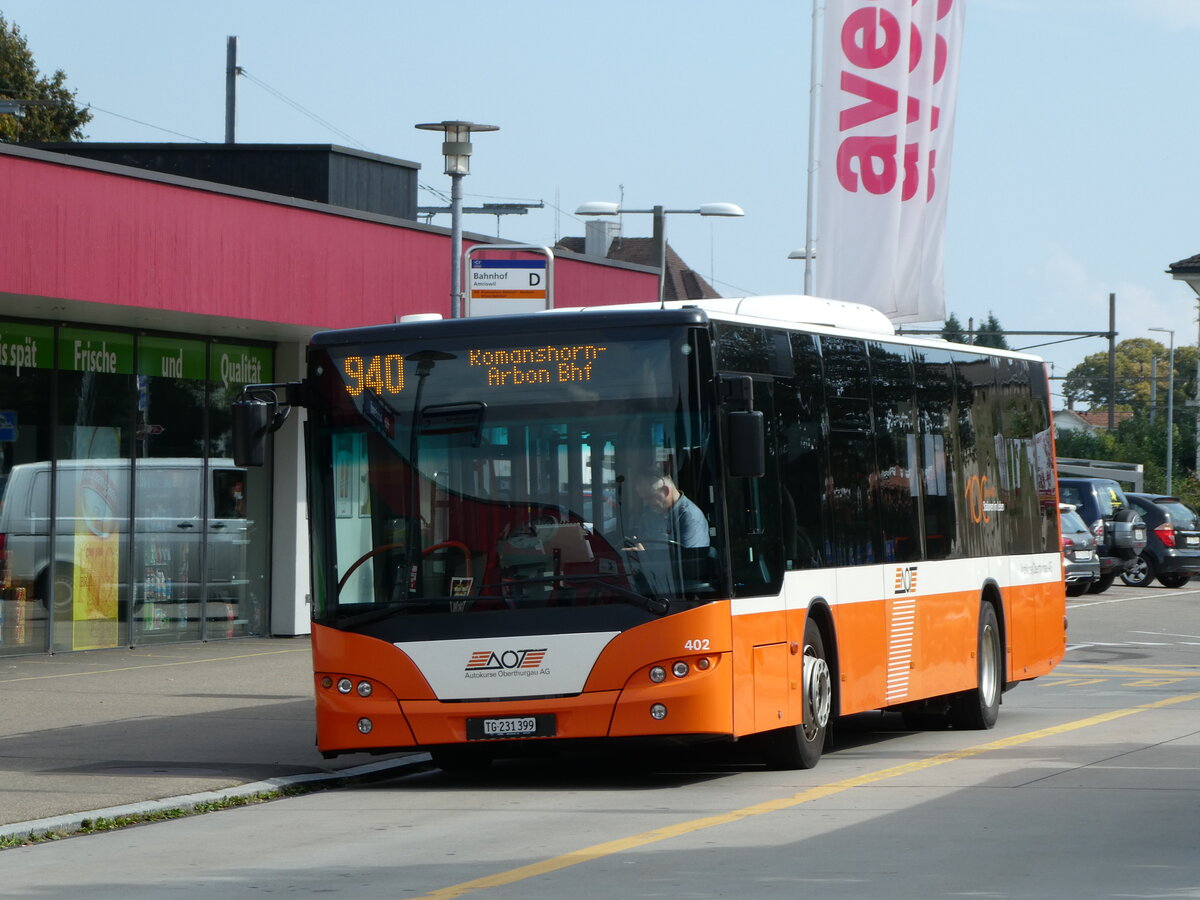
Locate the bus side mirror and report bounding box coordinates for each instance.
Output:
[727,410,765,478]
[231,382,306,467]
[232,396,273,467]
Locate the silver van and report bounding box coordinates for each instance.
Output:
[0,458,249,623]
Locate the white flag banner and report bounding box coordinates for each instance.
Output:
[814,0,965,323]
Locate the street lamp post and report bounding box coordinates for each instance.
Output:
[575,201,744,303]
[1150,327,1175,494]
[415,120,500,318]
[787,248,817,294]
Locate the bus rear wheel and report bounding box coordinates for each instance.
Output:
[762,618,832,769]
[949,602,1001,730]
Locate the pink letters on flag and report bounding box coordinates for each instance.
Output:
[814,0,965,323]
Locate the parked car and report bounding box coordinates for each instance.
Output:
[1120,493,1200,588]
[0,458,250,618]
[1059,503,1101,596]
[1057,477,1147,594]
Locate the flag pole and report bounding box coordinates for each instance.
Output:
[804,0,822,296]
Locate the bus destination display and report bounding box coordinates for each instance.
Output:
[339,343,610,396]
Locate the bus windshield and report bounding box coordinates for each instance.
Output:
[307,323,720,631]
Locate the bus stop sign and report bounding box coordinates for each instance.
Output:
[464,246,554,317]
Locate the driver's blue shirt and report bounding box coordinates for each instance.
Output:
[633,494,710,548]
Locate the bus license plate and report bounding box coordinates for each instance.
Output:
[467,715,556,740]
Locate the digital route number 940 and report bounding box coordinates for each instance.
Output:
[342,354,404,397]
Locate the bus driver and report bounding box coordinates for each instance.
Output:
[627,470,710,549]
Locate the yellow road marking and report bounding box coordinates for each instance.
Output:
[412,692,1200,900]
[0,648,308,683]
[1057,663,1200,677]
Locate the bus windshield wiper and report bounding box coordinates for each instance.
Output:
[498,574,670,616]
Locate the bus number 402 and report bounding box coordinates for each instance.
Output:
[684,639,710,651]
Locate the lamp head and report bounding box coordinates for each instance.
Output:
[697,202,745,217]
[575,201,621,216]
[415,120,499,176]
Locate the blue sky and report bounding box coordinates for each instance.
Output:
[5,0,1200,406]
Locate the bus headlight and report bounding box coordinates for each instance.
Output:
[672,661,689,678]
[337,678,353,694]
[356,680,373,697]
[357,717,373,734]
[650,704,668,720]
[649,666,667,683]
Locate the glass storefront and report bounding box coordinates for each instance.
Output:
[0,319,273,656]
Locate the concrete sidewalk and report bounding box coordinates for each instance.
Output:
[0,637,421,839]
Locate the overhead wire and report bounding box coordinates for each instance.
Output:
[83,103,208,142]
[238,68,367,150]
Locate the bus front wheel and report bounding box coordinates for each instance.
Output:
[762,618,832,769]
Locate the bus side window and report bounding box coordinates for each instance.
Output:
[724,379,784,596]
[822,336,880,566]
[870,342,920,562]
[779,333,827,569]
[915,348,957,561]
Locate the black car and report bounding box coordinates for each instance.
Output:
[1120,493,1200,588]
[1057,477,1147,594]
[1059,503,1101,596]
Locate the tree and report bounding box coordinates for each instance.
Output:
[940,311,1008,347]
[974,312,1009,349]
[941,313,967,343]
[0,15,91,142]
[1061,338,1198,412]
[1057,336,1200,495]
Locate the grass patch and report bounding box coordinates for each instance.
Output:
[0,786,307,850]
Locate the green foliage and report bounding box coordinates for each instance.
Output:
[941,311,1008,348]
[1054,408,1200,501]
[1169,473,1200,510]
[1054,428,1113,462]
[974,312,1009,349]
[1061,338,1198,412]
[0,789,297,849]
[941,313,966,343]
[0,15,91,142]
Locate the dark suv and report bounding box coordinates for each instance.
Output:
[1057,477,1147,594]
[1120,493,1200,588]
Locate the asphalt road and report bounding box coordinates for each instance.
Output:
[3,581,1198,899]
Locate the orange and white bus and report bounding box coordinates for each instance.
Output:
[236,295,1065,770]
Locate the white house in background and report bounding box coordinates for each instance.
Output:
[1054,409,1094,435]
[1053,409,1133,435]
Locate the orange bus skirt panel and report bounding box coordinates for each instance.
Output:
[607,652,734,738]
[583,602,733,691]
[728,608,810,736]
[312,623,438,701]
[314,675,418,754]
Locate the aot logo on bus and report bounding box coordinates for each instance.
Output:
[465,649,547,671]
[893,565,919,594]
